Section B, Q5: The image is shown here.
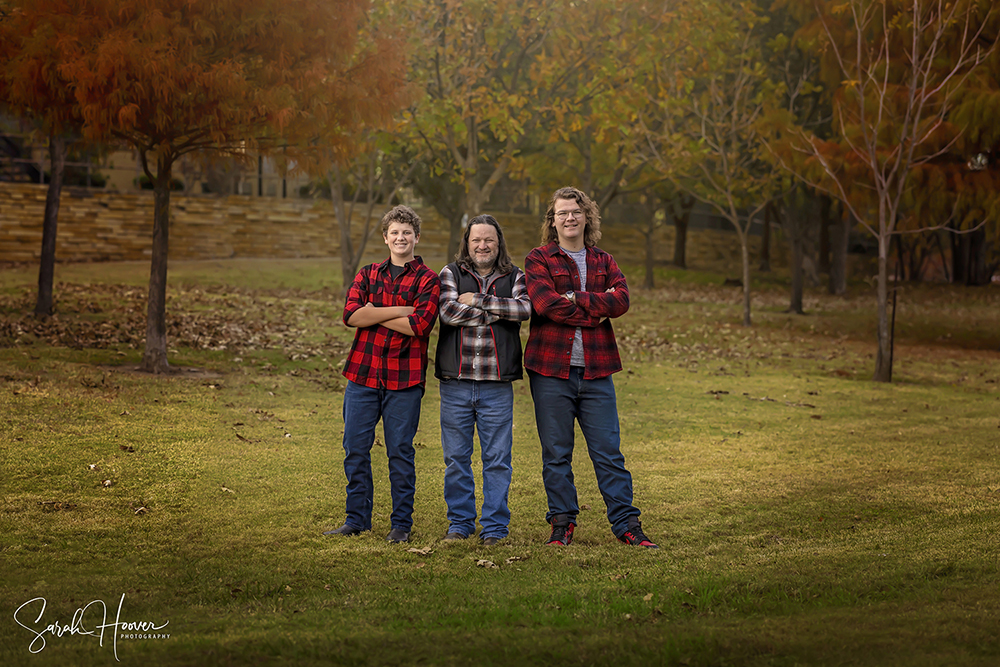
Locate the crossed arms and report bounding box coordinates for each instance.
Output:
[347,303,417,335]
[342,265,440,337]
[524,247,629,326]
[438,266,531,327]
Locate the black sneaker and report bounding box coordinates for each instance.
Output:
[324,523,364,537]
[546,514,575,546]
[617,518,658,549]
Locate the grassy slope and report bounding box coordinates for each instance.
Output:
[1,259,998,666]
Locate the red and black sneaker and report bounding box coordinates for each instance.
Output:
[546,515,575,546]
[618,518,658,549]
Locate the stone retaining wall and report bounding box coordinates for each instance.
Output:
[1,182,777,273]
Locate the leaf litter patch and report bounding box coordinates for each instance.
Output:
[0,282,350,363]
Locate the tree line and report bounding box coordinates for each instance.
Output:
[2,0,998,381]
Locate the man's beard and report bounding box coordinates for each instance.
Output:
[473,252,497,272]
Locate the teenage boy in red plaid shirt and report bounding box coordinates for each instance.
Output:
[524,186,657,548]
[325,205,440,544]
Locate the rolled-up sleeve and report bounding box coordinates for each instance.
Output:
[525,248,600,328]
[342,270,369,325]
[407,270,441,337]
[574,256,629,319]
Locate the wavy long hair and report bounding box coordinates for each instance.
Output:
[456,214,514,274]
[540,186,602,247]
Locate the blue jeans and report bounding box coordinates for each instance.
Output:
[439,379,514,539]
[528,369,638,537]
[342,381,423,532]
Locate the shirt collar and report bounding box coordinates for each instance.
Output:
[545,242,587,258]
[458,260,508,278]
[379,255,424,273]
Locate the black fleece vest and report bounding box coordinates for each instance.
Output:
[434,262,523,381]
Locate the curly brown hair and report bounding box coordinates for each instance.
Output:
[540,186,602,247]
[381,205,422,237]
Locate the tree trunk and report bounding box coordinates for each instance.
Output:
[453,166,499,260]
[35,132,67,317]
[894,234,907,282]
[779,201,806,315]
[933,231,951,283]
[788,231,804,314]
[759,203,772,272]
[643,228,656,289]
[950,229,969,285]
[448,191,472,261]
[445,211,463,262]
[141,151,174,374]
[447,214,465,261]
[829,204,849,295]
[740,229,752,327]
[873,239,892,382]
[906,236,922,282]
[329,166,359,292]
[672,196,691,269]
[967,227,991,286]
[818,196,831,276]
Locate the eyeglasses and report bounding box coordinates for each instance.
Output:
[554,210,585,220]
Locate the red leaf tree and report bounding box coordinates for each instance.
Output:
[0,1,104,316]
[43,0,405,373]
[769,0,999,381]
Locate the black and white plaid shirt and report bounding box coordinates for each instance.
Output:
[438,263,531,381]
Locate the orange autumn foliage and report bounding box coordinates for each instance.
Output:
[3,0,409,372]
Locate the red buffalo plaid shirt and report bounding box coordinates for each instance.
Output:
[341,256,441,390]
[524,242,629,380]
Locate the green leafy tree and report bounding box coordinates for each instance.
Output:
[635,0,786,326]
[754,0,852,301]
[322,130,417,292]
[395,0,634,258]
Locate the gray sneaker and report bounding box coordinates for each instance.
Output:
[386,528,410,543]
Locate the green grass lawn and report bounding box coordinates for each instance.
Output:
[1,258,999,666]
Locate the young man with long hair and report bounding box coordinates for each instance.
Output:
[524,187,657,548]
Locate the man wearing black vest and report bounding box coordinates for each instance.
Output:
[435,214,531,546]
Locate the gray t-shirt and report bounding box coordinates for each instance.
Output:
[565,247,587,367]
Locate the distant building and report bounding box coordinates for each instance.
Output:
[1,119,310,198]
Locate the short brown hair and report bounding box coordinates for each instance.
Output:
[541,186,602,247]
[381,205,422,237]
